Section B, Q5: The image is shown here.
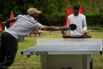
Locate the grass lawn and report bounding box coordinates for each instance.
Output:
[7,31,103,69]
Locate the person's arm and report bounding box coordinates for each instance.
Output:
[6,18,16,28]
[82,16,87,35]
[41,26,70,31]
[33,21,70,32]
[7,18,16,23]
[6,15,21,28]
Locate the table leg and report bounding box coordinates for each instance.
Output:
[82,55,91,69]
[35,33,37,37]
[41,55,48,69]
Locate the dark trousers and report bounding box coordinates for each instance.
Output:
[0,32,18,69]
[71,36,85,38]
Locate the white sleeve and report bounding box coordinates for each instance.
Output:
[67,16,70,27]
[34,21,43,29]
[66,16,70,31]
[82,16,87,31]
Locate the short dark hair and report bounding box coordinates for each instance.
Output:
[73,5,80,10]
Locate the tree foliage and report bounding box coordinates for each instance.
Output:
[0,0,103,25]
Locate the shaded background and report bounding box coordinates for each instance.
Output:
[0,0,103,26]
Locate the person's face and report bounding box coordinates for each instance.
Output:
[32,13,38,19]
[74,8,79,15]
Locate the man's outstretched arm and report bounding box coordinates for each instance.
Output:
[41,26,70,31]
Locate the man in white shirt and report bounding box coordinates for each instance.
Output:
[65,5,87,38]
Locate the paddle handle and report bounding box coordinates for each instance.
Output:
[61,30,64,35]
[60,27,64,35]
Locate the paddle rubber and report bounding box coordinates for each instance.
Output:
[61,30,64,35]
[61,24,77,35]
[69,24,77,30]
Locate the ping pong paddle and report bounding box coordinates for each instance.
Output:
[61,24,77,35]
[69,24,77,30]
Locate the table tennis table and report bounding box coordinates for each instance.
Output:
[21,38,102,69]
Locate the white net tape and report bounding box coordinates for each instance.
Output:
[37,38,102,46]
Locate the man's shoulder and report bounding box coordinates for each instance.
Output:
[19,14,34,20]
[79,14,86,18]
[17,14,23,17]
[16,14,26,18]
[17,14,29,18]
[68,14,73,18]
[16,14,36,22]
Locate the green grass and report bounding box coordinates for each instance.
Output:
[5,31,103,69]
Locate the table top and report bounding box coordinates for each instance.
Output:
[21,39,102,55]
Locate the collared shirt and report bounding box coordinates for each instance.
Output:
[5,14,43,41]
[67,13,87,36]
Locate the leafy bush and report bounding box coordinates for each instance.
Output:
[100,9,103,13]
[52,13,103,27]
[0,15,4,22]
[87,26,103,30]
[85,13,103,27]
[1,0,103,27]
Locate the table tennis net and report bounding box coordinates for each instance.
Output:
[37,38,102,46]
